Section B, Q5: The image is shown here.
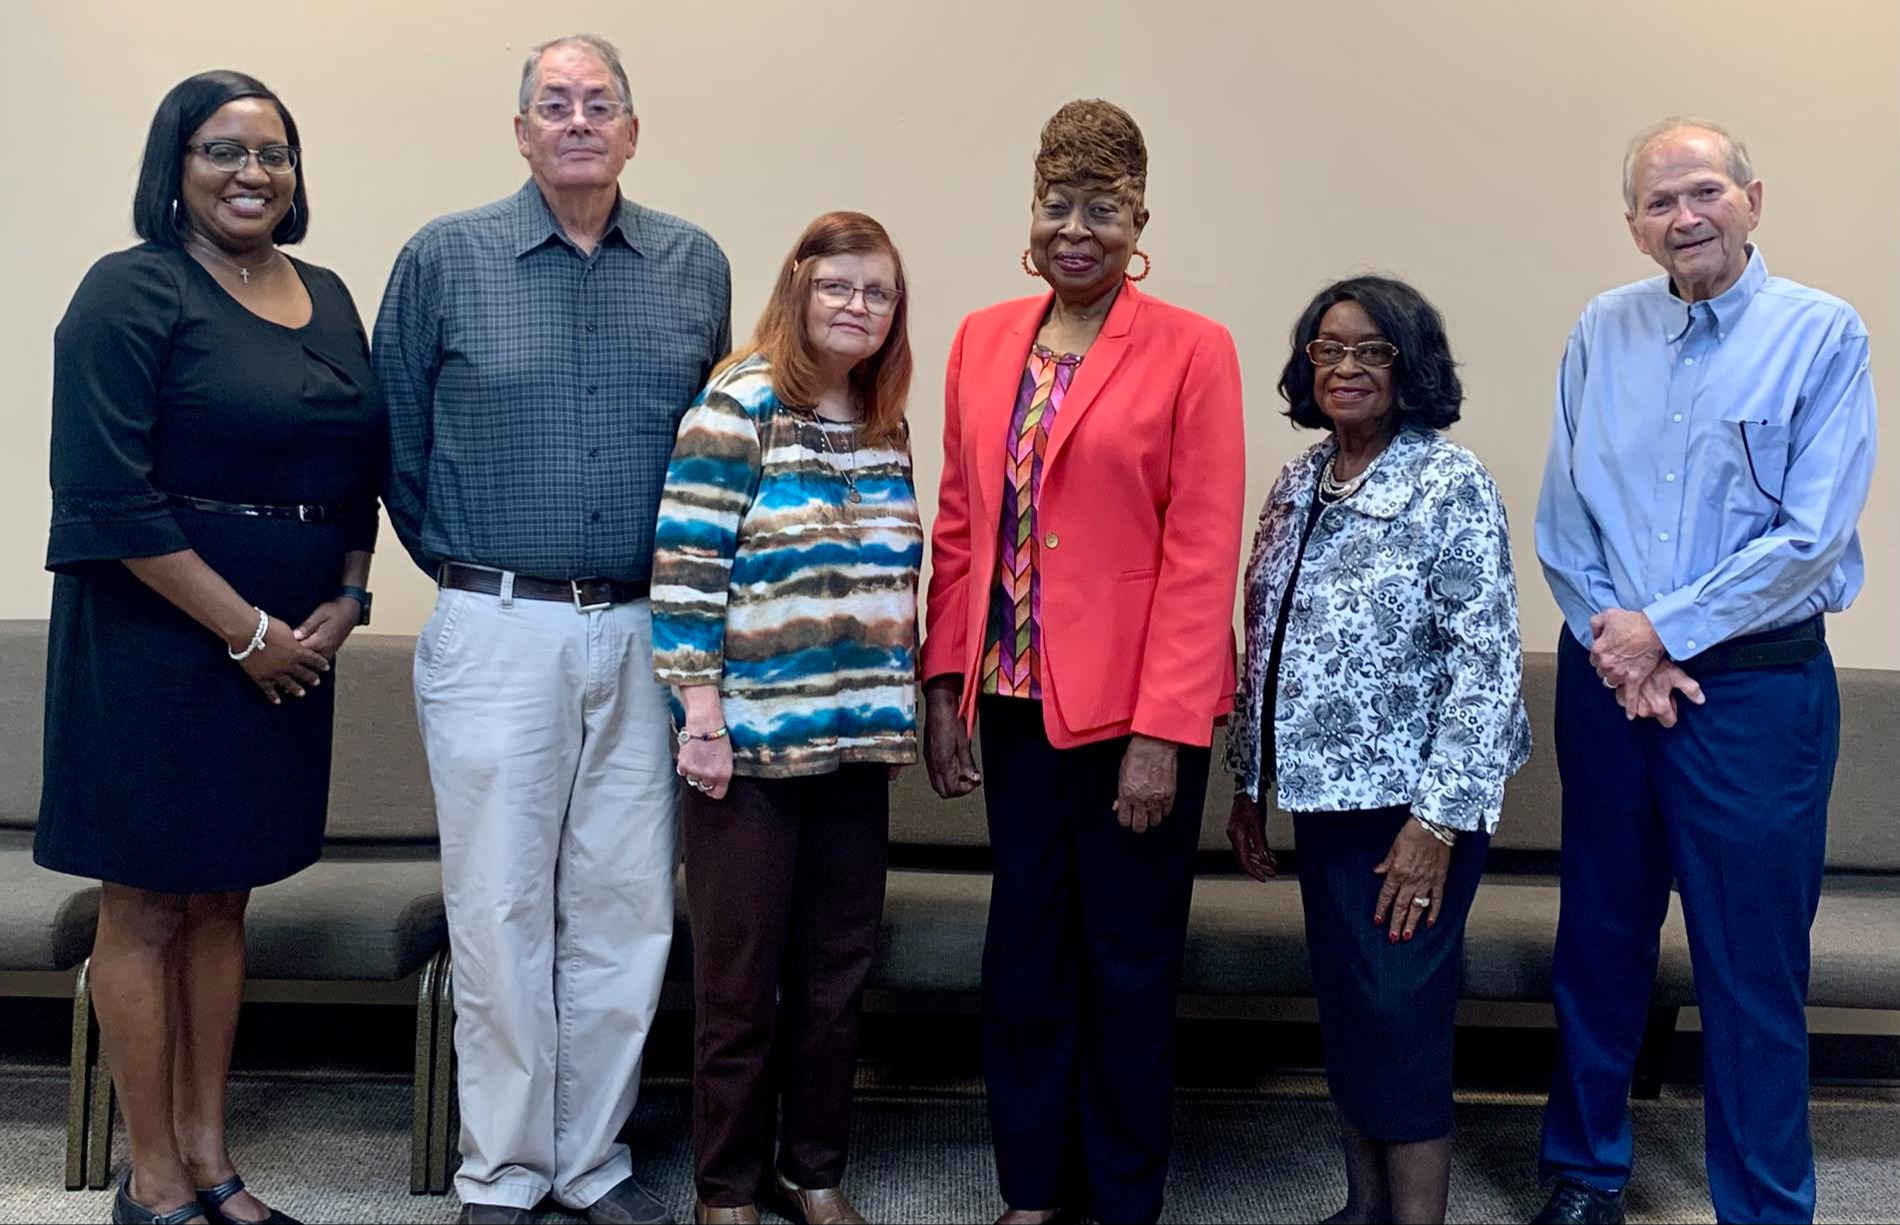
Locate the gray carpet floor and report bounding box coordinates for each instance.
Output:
[2,1071,1895,1224]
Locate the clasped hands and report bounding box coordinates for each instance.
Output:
[1587,608,1705,727]
[233,599,358,706]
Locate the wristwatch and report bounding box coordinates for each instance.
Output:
[338,585,373,627]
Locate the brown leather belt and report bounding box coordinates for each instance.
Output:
[437,562,650,611]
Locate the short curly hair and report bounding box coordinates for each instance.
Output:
[1034,99,1147,208]
[1279,276,1463,432]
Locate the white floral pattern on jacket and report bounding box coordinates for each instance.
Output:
[1226,428,1531,832]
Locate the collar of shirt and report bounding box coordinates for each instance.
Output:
[1659,242,1768,343]
[508,178,647,258]
[1277,427,1436,520]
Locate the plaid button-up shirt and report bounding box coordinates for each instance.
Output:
[374,180,731,582]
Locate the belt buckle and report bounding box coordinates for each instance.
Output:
[297,504,320,523]
[571,580,613,613]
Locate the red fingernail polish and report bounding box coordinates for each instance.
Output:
[1404,930,1414,941]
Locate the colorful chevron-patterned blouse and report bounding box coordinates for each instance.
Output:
[651,355,923,778]
[980,345,1082,699]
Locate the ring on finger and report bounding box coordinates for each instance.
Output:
[1410,896,1432,908]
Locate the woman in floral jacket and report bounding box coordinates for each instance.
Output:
[1226,275,1530,1225]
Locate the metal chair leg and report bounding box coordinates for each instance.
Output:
[86,1042,114,1189]
[410,948,443,1195]
[65,958,93,1190]
[429,955,456,1194]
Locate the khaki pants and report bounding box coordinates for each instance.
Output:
[415,583,678,1210]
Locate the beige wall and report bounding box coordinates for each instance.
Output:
[4,0,1895,667]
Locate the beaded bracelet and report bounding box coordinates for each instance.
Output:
[227,607,268,662]
[1414,815,1459,847]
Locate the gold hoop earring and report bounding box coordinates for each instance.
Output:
[1021,249,1042,278]
[1127,249,1151,282]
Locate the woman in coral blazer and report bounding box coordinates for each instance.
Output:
[920,100,1245,1225]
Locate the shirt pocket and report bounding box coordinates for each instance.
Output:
[1717,404,1792,505]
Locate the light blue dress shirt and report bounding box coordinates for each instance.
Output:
[1535,246,1877,659]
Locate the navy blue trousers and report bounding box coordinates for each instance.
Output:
[977,697,1210,1225]
[1539,632,1838,1224]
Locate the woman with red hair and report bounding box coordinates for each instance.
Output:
[652,212,921,1225]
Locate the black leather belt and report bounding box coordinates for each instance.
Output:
[1681,615,1826,676]
[437,562,649,611]
[167,494,344,523]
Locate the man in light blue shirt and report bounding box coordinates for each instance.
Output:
[1531,117,1876,1225]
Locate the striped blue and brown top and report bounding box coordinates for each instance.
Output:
[651,354,923,778]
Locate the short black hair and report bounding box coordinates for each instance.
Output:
[1278,275,1462,432]
[132,70,309,247]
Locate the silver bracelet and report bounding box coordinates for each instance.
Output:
[227,607,268,661]
[1414,815,1458,847]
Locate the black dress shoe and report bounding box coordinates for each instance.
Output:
[456,1204,533,1225]
[1531,1179,1626,1225]
[196,1176,301,1225]
[112,1174,207,1225]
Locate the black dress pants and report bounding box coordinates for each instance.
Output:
[977,696,1210,1225]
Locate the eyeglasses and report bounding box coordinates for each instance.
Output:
[189,141,299,175]
[524,96,632,126]
[1306,339,1399,369]
[812,278,902,316]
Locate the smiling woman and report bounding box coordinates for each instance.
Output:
[39,69,385,1225]
[921,98,1247,1225]
[1227,274,1528,1225]
[650,211,920,1225]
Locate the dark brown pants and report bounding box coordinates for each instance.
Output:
[682,765,890,1207]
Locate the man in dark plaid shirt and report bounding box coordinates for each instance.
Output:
[372,33,729,1225]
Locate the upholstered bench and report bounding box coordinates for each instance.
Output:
[0,623,456,1194]
[5,616,1894,1199]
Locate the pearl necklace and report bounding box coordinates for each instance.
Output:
[1318,454,1377,505]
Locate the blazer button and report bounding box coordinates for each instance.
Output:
[1044,531,1060,549]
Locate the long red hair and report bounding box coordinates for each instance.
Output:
[715,211,913,445]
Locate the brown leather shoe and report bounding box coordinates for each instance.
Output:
[692,1202,759,1225]
[767,1173,868,1225]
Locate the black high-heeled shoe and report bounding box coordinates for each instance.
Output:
[194,1176,302,1225]
[111,1173,207,1225]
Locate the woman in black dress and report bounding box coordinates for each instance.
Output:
[38,72,383,1225]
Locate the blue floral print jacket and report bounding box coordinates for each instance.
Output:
[1226,427,1531,832]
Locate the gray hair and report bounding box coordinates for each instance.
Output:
[1622,116,1754,211]
[518,34,635,115]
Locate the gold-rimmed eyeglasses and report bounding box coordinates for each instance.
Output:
[1307,339,1399,369]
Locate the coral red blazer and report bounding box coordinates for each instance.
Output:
[921,282,1247,749]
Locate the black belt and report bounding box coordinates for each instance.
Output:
[167,494,344,523]
[437,562,649,611]
[1680,615,1826,676]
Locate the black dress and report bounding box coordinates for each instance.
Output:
[35,243,385,893]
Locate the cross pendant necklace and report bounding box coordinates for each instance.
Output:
[190,237,277,285]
